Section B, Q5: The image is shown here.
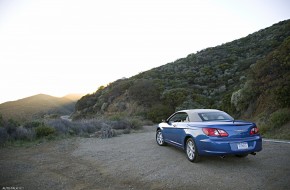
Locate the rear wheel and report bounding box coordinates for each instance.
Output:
[156,130,166,146]
[186,138,200,162]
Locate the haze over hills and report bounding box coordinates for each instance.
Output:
[0,93,83,122]
[73,20,290,138]
[62,94,85,101]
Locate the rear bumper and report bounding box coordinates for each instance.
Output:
[196,136,262,156]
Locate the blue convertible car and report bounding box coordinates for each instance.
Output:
[156,109,262,162]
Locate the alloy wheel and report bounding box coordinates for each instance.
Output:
[156,131,164,145]
[186,140,195,160]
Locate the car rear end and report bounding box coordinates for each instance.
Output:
[193,121,262,156]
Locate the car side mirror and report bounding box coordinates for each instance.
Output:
[162,119,170,124]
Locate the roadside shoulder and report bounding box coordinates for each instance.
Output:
[263,139,290,144]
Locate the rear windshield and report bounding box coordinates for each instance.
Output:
[198,112,233,121]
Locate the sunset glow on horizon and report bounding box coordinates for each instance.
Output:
[1,0,290,103]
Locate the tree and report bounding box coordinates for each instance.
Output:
[161,88,189,111]
[129,79,161,106]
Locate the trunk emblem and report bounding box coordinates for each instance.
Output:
[234,130,246,132]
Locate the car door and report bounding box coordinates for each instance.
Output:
[160,119,175,143]
[163,112,188,147]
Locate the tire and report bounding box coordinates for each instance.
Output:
[235,154,249,158]
[156,130,166,146]
[185,138,200,162]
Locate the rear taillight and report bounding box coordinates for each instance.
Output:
[250,127,259,135]
[202,128,228,137]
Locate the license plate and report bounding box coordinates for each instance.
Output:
[237,142,248,150]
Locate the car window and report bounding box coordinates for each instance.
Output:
[168,112,189,122]
[198,112,233,121]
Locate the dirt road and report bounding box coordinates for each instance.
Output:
[1,126,290,190]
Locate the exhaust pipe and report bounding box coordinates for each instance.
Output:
[250,152,256,156]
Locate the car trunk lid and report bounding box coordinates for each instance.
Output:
[189,121,256,138]
[211,121,255,138]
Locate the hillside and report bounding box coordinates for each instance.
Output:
[0,94,82,122]
[73,20,290,137]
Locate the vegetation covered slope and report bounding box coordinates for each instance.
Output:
[73,20,290,138]
[0,94,81,122]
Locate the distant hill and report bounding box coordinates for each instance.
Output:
[0,94,82,122]
[73,20,290,138]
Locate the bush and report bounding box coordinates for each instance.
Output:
[269,109,290,129]
[128,79,161,106]
[123,128,131,134]
[128,117,153,129]
[35,126,56,138]
[101,124,116,138]
[0,114,4,128]
[75,120,99,134]
[274,84,290,108]
[46,119,69,135]
[110,120,129,130]
[6,119,19,137]
[14,127,35,141]
[24,121,43,129]
[127,118,142,129]
[147,104,173,123]
[231,80,256,113]
[161,88,189,110]
[108,113,124,121]
[0,128,9,145]
[46,119,101,136]
[256,109,290,138]
[47,119,103,136]
[108,117,146,130]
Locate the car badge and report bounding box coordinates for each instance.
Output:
[234,130,246,132]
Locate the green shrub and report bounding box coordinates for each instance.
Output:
[161,88,189,110]
[269,109,290,129]
[274,84,290,107]
[257,124,268,134]
[127,118,142,130]
[128,79,161,106]
[108,113,124,121]
[123,128,131,134]
[35,126,56,138]
[147,104,173,123]
[24,121,43,128]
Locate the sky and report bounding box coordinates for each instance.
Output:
[0,0,290,103]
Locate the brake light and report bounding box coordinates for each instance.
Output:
[202,128,228,137]
[250,127,259,135]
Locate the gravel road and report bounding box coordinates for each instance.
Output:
[1,126,290,190]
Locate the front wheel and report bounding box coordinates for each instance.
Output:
[156,130,166,146]
[186,138,200,162]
